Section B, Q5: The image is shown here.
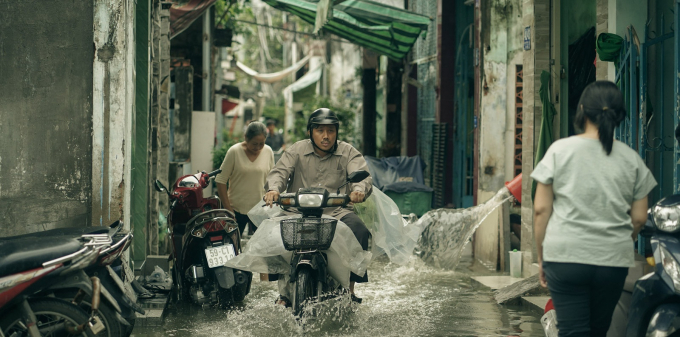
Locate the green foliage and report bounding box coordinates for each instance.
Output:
[215,0,252,36]
[212,130,240,170]
[262,104,285,124]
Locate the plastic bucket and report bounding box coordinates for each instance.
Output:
[505,173,522,203]
[509,250,522,278]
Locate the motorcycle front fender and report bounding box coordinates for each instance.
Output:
[627,272,677,337]
[289,253,326,284]
[645,303,680,337]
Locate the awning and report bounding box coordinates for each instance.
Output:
[170,0,217,39]
[236,54,312,83]
[263,0,430,60]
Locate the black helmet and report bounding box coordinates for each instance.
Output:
[307,108,339,153]
[307,108,340,132]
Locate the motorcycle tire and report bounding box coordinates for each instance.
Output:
[217,288,234,308]
[53,289,125,337]
[293,267,317,317]
[0,297,96,337]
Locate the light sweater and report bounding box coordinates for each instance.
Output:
[531,137,656,268]
[214,143,275,214]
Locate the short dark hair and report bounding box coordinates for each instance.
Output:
[266,119,276,126]
[574,81,626,155]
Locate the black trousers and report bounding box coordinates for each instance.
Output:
[340,212,370,283]
[234,211,256,236]
[543,262,628,337]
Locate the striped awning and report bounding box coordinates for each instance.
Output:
[263,0,430,60]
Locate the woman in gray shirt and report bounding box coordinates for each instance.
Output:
[531,81,657,336]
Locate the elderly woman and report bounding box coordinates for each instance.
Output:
[215,121,275,236]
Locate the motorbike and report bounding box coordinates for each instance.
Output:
[275,170,370,316]
[0,230,111,336]
[35,221,142,337]
[154,169,252,307]
[620,196,680,337]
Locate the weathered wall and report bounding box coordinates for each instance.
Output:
[92,0,135,228]
[521,0,550,277]
[0,0,94,235]
[474,0,523,269]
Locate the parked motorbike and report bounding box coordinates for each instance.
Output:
[617,197,680,337]
[155,169,252,307]
[0,231,111,336]
[36,221,143,337]
[275,170,370,316]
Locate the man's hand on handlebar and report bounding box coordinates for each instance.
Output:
[264,190,280,207]
[350,191,365,203]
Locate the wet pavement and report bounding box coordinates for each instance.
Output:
[131,252,544,337]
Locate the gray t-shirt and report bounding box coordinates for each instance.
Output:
[531,136,657,268]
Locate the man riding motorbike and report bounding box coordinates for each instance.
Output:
[263,108,372,305]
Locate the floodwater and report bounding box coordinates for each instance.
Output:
[131,255,543,337]
[132,187,543,336]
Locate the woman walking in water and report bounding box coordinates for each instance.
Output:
[215,121,275,236]
[532,81,656,336]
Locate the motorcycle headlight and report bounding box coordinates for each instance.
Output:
[297,194,324,208]
[659,245,680,292]
[653,205,680,233]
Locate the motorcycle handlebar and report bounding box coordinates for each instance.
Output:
[208,169,222,177]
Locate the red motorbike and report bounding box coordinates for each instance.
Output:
[155,170,252,307]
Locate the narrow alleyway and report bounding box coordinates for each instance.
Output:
[131,249,544,337]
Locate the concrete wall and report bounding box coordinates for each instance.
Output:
[92,0,135,228]
[521,0,550,277]
[0,0,94,235]
[475,0,523,269]
[0,0,134,235]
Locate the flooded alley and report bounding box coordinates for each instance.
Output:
[131,253,544,337]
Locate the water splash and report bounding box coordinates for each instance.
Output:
[411,187,513,270]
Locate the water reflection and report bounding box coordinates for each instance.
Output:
[132,256,543,337]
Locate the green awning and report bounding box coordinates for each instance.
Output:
[263,0,431,60]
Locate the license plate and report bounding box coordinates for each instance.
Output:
[204,244,235,268]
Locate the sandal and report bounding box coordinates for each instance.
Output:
[351,294,362,304]
[275,295,292,308]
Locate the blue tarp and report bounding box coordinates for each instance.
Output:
[364,156,431,192]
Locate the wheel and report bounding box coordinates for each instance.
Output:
[172,265,190,303]
[217,288,234,308]
[0,298,93,337]
[53,290,123,337]
[293,267,317,317]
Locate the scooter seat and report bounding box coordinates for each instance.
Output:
[0,237,84,277]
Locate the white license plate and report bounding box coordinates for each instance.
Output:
[205,244,236,268]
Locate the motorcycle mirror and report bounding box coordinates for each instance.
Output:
[336,171,370,194]
[154,180,168,193]
[347,170,370,183]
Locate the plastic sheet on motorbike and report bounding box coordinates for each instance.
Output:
[223,214,371,291]
[247,189,419,267]
[354,188,419,266]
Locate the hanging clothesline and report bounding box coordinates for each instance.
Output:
[235,54,312,83]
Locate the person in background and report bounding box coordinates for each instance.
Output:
[532,81,656,337]
[215,121,274,236]
[265,119,285,153]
